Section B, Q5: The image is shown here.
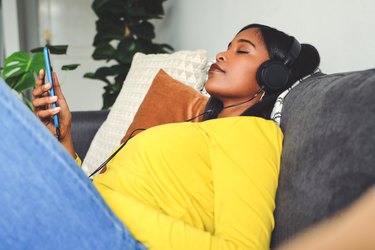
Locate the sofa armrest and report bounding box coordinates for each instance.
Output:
[71,110,109,160]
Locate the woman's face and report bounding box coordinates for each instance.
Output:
[205,28,270,104]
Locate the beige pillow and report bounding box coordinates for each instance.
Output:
[82,50,208,176]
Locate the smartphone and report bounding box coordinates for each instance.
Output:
[43,47,61,139]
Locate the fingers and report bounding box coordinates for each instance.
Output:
[35,69,45,88]
[52,72,66,101]
[35,106,61,119]
[32,82,52,98]
[32,95,57,108]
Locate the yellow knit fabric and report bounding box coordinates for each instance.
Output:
[93,116,283,250]
[75,153,82,166]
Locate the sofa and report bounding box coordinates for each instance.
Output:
[70,50,375,248]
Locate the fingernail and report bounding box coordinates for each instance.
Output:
[49,96,57,102]
[43,83,51,89]
[52,107,61,113]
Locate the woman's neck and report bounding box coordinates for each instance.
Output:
[218,96,262,118]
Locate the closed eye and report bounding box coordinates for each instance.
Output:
[237,50,249,54]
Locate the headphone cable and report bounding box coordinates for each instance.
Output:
[89,87,264,178]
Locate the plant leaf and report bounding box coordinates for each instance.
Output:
[92,43,116,60]
[30,47,44,53]
[31,45,69,54]
[83,72,96,79]
[30,52,45,73]
[61,64,80,71]
[2,52,30,80]
[22,93,34,111]
[116,38,139,64]
[13,71,35,93]
[48,45,68,54]
[131,21,155,40]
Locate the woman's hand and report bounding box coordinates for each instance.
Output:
[32,69,76,158]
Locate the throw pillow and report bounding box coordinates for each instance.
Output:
[121,69,208,144]
[82,50,208,176]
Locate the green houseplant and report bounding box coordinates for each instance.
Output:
[85,0,173,109]
[0,45,79,110]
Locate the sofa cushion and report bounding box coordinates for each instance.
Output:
[271,69,375,247]
[121,69,208,143]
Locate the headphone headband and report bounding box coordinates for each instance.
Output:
[284,37,302,67]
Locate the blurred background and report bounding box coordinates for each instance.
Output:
[1,0,374,111]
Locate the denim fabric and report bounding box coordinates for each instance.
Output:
[0,79,147,250]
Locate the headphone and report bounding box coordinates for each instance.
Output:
[256,37,301,91]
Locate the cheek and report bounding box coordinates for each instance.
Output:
[229,65,259,89]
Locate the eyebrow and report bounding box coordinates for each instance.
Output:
[227,39,256,49]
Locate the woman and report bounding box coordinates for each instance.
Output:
[0,24,319,249]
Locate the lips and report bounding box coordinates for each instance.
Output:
[209,63,225,73]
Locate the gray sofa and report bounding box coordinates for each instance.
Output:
[71,68,375,248]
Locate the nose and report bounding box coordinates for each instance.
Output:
[216,51,226,62]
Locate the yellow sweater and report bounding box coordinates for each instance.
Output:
[93,116,283,250]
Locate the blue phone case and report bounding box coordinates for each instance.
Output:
[43,47,61,137]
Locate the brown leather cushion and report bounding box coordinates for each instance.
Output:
[120,69,208,144]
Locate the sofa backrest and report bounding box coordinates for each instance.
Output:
[271,69,375,247]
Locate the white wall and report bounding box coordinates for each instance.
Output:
[38,0,105,111]
[154,0,375,74]
[2,0,20,55]
[6,0,372,111]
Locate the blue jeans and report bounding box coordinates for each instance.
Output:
[0,79,146,250]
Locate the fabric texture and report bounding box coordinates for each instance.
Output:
[0,78,146,250]
[82,50,208,176]
[121,69,208,143]
[271,69,375,247]
[270,69,321,126]
[94,116,283,250]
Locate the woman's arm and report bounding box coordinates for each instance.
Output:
[276,186,375,250]
[32,69,76,159]
[94,180,249,250]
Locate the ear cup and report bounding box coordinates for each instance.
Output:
[256,60,289,91]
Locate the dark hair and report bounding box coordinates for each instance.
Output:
[203,23,320,120]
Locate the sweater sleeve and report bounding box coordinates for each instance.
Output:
[94,181,251,250]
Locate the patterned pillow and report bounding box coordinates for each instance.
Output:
[82,50,208,176]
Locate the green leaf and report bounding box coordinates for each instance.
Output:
[110,64,130,75]
[84,67,112,85]
[48,45,68,54]
[61,64,80,71]
[2,52,30,80]
[22,93,34,111]
[93,0,127,17]
[160,43,174,52]
[13,71,35,93]
[83,72,96,79]
[94,18,124,46]
[31,45,68,55]
[30,47,44,53]
[92,0,111,13]
[116,38,139,64]
[142,0,165,17]
[102,87,118,109]
[125,6,147,18]
[95,66,116,77]
[92,43,116,60]
[30,52,45,73]
[4,74,23,88]
[131,21,155,40]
